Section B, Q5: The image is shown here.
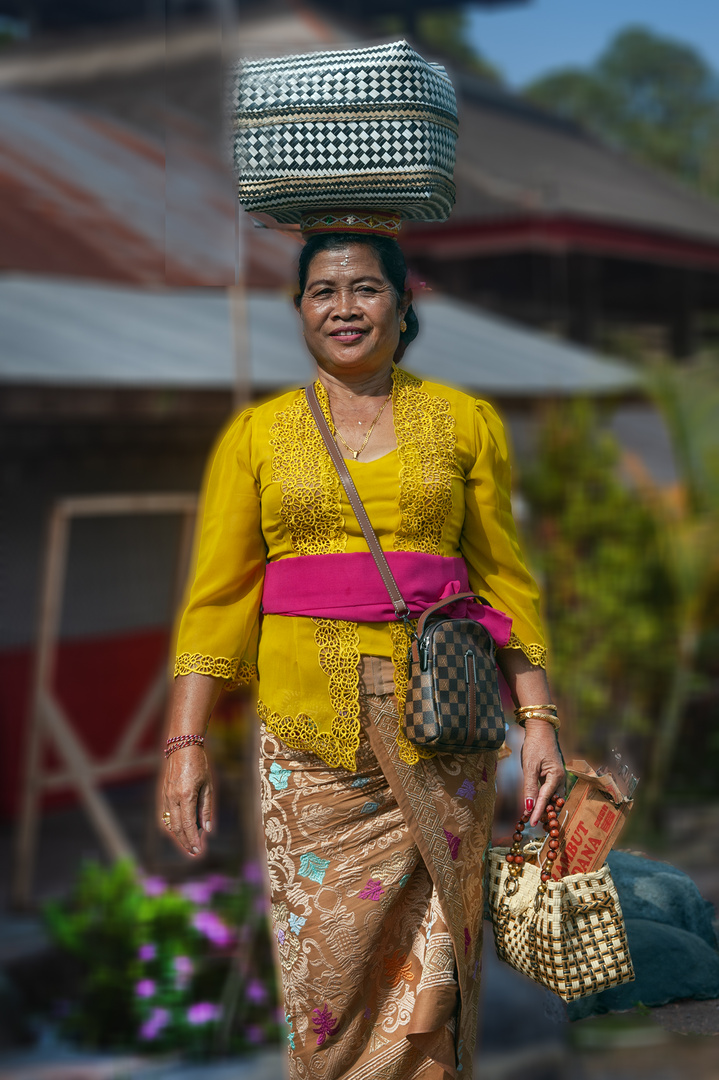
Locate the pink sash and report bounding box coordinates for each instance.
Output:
[262,552,512,647]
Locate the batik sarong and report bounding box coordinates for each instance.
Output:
[259,664,497,1080]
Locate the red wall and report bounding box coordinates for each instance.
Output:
[0,628,170,819]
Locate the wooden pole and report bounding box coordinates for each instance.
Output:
[230,202,251,410]
[40,691,135,863]
[12,494,199,907]
[12,505,70,908]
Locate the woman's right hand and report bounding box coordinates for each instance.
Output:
[161,672,223,856]
[161,744,213,856]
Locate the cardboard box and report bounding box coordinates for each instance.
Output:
[538,758,635,879]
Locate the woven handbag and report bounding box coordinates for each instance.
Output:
[232,39,458,223]
[487,799,635,1001]
[306,385,505,754]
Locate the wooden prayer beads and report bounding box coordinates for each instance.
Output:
[504,793,566,892]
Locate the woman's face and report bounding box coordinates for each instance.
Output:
[297,244,409,379]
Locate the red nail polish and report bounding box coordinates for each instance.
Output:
[525,798,534,812]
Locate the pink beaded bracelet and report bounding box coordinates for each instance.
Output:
[164,734,205,758]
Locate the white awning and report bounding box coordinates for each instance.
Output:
[0,276,639,397]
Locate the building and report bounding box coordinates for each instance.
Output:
[402,74,719,358]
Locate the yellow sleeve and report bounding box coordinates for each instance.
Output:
[460,400,547,667]
[174,408,265,686]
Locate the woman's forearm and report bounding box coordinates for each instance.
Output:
[497,647,564,825]
[161,673,223,856]
[496,647,552,708]
[166,672,224,739]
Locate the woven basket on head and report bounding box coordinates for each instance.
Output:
[488,848,635,1002]
[232,39,458,224]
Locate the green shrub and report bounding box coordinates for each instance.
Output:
[44,860,279,1056]
[520,400,678,757]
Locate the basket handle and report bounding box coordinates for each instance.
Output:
[502,792,565,901]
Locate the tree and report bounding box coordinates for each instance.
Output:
[519,367,719,826]
[380,9,504,84]
[519,400,677,762]
[630,362,719,823]
[524,27,719,199]
[416,10,504,83]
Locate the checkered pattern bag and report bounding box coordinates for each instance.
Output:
[404,601,505,752]
[232,39,458,223]
[487,849,635,1001]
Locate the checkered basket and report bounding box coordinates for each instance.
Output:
[232,39,458,223]
[487,849,635,1001]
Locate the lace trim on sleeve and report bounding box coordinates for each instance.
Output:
[503,634,547,669]
[174,653,258,688]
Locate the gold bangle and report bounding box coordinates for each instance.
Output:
[515,704,557,717]
[515,710,560,731]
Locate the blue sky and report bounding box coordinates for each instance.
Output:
[466,0,718,87]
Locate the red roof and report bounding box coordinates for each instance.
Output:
[0,94,299,287]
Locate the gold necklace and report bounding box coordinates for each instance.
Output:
[331,391,392,459]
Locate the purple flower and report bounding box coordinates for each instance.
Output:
[139,1007,170,1041]
[242,861,263,886]
[135,979,156,999]
[140,876,166,897]
[174,954,193,988]
[254,894,270,917]
[192,910,235,948]
[187,1001,221,1026]
[138,943,156,962]
[206,873,232,893]
[245,978,267,1005]
[181,874,234,905]
[180,881,214,905]
[244,1024,264,1044]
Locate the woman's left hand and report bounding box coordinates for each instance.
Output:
[521,719,565,827]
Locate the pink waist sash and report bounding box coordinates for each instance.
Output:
[262,552,512,647]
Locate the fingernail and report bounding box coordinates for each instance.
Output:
[192,846,200,855]
[525,798,534,812]
[204,821,212,833]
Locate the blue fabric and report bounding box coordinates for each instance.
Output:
[607,851,717,949]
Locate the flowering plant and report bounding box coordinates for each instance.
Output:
[43,859,279,1056]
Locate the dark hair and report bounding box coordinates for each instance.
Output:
[295,232,419,359]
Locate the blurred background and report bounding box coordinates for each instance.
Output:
[0,1,718,1077]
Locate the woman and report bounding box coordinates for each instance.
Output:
[163,218,564,1080]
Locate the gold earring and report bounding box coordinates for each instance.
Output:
[400,319,407,333]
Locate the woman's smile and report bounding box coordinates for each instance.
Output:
[329,326,367,343]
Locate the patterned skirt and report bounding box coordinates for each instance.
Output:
[259,669,497,1080]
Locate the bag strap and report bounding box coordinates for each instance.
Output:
[414,591,485,638]
[305,383,409,620]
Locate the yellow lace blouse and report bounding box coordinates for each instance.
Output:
[174,368,546,770]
